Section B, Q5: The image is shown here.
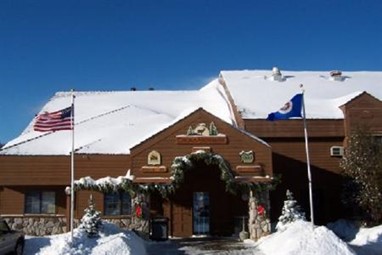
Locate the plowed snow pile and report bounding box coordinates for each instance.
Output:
[256,220,356,255]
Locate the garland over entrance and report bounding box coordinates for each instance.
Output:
[169,150,238,194]
[69,151,278,197]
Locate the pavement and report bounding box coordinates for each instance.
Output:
[145,237,263,255]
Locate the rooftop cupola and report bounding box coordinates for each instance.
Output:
[270,67,284,81]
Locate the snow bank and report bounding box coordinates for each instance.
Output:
[327,219,360,241]
[24,222,146,255]
[21,218,382,255]
[256,220,355,255]
[328,219,382,255]
[349,224,382,255]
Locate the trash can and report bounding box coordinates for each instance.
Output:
[150,217,169,241]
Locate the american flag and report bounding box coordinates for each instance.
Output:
[33,106,73,132]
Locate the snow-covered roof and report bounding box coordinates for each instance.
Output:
[1,79,234,155]
[2,69,381,156]
[220,70,382,119]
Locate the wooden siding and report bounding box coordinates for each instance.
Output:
[0,187,24,214]
[243,118,349,224]
[341,93,382,136]
[244,119,345,138]
[74,154,131,180]
[76,190,104,219]
[130,109,273,179]
[267,137,345,174]
[0,156,71,185]
[0,155,131,186]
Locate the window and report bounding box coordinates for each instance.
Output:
[104,192,131,216]
[373,135,382,144]
[0,219,11,235]
[25,191,56,214]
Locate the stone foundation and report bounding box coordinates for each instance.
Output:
[2,215,149,236]
[104,217,149,238]
[2,215,68,236]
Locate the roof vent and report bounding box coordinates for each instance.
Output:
[329,70,344,81]
[330,146,344,157]
[270,67,284,81]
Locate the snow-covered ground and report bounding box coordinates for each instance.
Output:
[24,219,382,255]
[24,222,146,255]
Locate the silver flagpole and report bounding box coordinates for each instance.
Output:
[70,90,75,244]
[301,88,314,227]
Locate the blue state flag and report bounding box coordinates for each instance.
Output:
[267,93,303,121]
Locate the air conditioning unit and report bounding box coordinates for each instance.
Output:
[330,146,344,157]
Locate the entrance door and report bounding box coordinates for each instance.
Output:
[166,162,247,237]
[172,203,192,237]
[193,192,210,235]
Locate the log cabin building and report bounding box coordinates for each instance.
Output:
[1,68,382,238]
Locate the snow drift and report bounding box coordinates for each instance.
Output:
[256,220,356,255]
[24,222,146,255]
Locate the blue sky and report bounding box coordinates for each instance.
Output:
[1,0,382,144]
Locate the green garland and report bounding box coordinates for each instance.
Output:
[169,150,238,195]
[73,176,138,196]
[165,151,280,197]
[70,152,280,198]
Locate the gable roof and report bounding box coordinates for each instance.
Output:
[339,91,382,108]
[1,80,235,155]
[130,107,270,155]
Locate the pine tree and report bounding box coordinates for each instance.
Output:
[209,122,218,136]
[80,194,102,238]
[187,126,194,135]
[340,128,382,225]
[276,189,305,231]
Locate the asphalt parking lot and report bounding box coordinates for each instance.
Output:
[145,237,263,255]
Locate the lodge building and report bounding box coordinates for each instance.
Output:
[1,69,382,238]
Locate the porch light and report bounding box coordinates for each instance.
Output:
[65,186,71,195]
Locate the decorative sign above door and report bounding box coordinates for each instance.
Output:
[176,122,227,145]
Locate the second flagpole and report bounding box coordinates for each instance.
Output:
[301,87,314,228]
